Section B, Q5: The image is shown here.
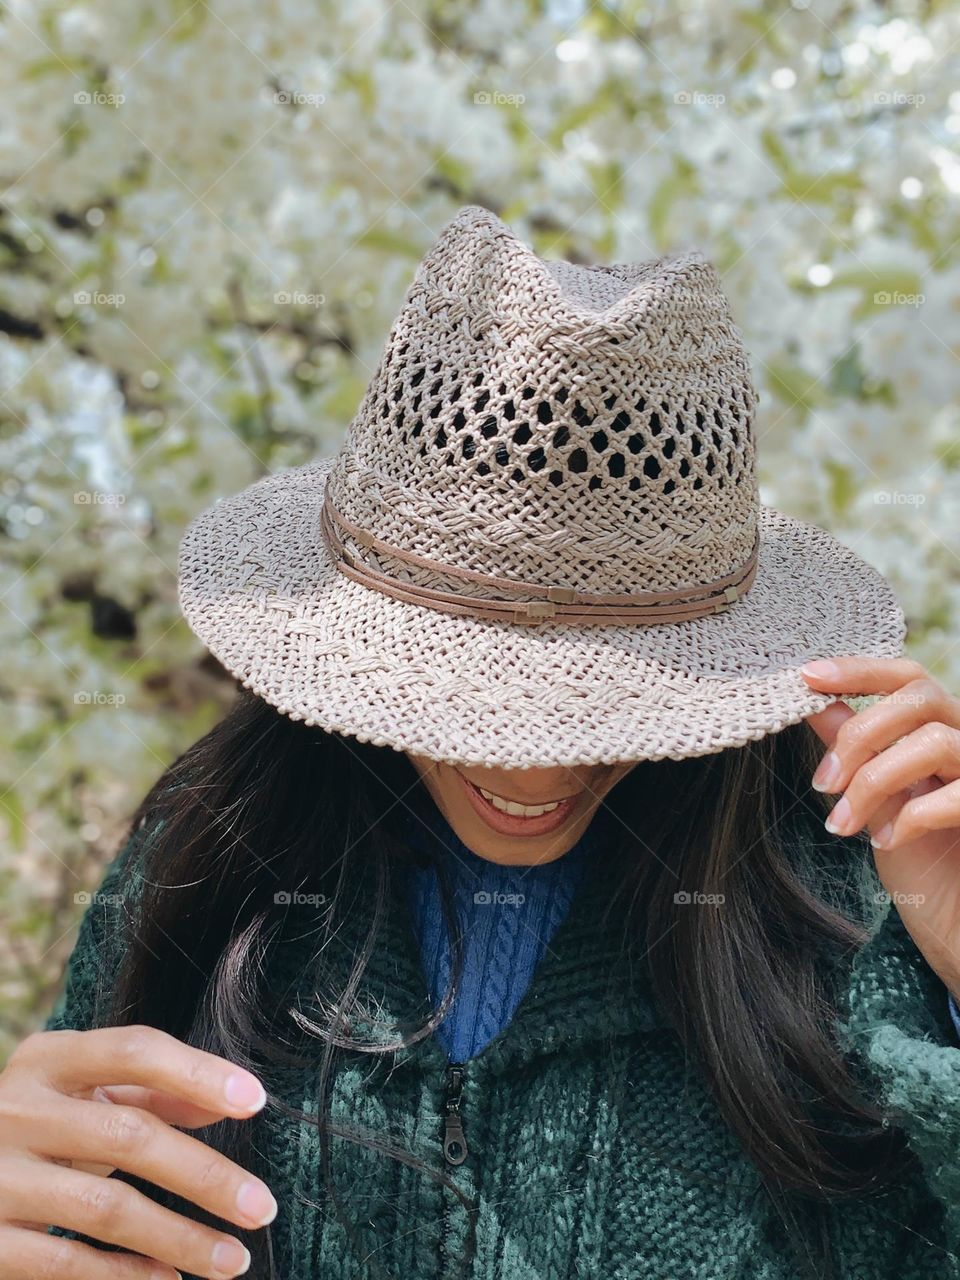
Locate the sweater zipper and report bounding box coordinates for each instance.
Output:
[442,1063,469,1164]
[439,1062,468,1276]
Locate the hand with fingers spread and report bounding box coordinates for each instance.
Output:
[802,656,960,1001]
[0,1025,276,1280]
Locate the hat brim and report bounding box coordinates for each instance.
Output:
[177,457,907,769]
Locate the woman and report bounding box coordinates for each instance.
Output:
[2,206,960,1280]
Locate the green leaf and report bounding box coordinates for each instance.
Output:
[938,437,960,470]
[712,229,747,275]
[504,108,533,146]
[823,459,856,518]
[548,96,610,149]
[760,127,793,175]
[147,250,176,285]
[432,151,472,195]
[648,156,699,251]
[783,170,861,204]
[225,389,269,441]
[580,6,631,41]
[920,598,953,632]
[23,58,87,79]
[825,264,923,297]
[760,130,860,204]
[323,373,367,422]
[340,68,376,114]
[587,159,624,215]
[0,790,26,851]
[828,347,863,398]
[594,224,618,259]
[63,116,89,158]
[169,0,209,41]
[162,438,199,462]
[737,11,792,58]
[903,204,943,257]
[764,359,826,415]
[356,227,424,258]
[499,198,530,227]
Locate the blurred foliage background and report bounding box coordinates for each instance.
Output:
[1,0,959,1059]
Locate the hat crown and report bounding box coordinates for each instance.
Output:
[327,205,759,598]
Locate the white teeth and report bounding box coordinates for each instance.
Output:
[476,786,562,817]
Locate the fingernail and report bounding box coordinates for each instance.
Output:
[812,751,841,792]
[801,659,840,679]
[825,796,852,835]
[212,1239,251,1277]
[237,1178,278,1226]
[871,822,894,849]
[224,1072,267,1112]
[151,1268,181,1280]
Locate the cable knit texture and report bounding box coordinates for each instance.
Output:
[402,804,600,1062]
[44,805,960,1278]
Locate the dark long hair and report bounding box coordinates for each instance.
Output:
[97,690,908,1279]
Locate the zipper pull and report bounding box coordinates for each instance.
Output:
[442,1064,468,1165]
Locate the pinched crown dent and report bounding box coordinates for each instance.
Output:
[328,206,759,599]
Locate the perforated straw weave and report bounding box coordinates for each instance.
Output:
[178,206,907,768]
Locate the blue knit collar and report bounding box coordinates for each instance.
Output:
[297,796,664,1077]
[402,803,600,1062]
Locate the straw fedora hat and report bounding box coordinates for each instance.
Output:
[178,205,906,769]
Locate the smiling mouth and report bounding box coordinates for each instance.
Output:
[470,784,576,817]
[454,770,582,835]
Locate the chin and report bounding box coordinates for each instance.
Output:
[447,810,588,867]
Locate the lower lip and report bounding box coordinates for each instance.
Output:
[455,771,580,837]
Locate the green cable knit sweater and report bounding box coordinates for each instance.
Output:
[44,807,960,1279]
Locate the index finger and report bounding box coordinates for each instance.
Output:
[800,655,926,694]
[43,1027,267,1119]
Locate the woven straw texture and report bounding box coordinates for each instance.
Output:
[178,206,907,768]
